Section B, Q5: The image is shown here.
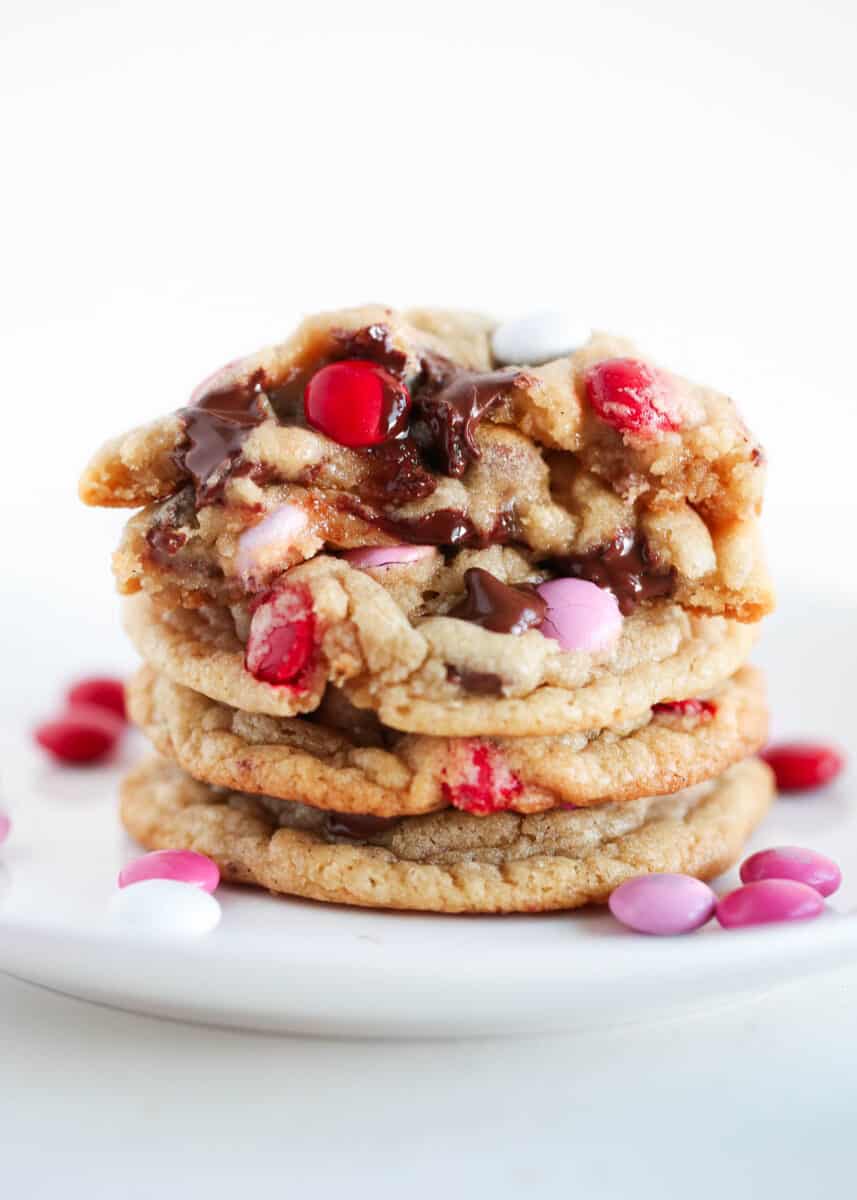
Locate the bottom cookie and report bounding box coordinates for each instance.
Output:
[120,757,774,913]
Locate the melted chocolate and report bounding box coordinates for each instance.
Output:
[410,354,529,477]
[445,665,504,695]
[177,369,269,504]
[451,568,547,635]
[552,532,676,616]
[323,812,398,840]
[175,325,528,526]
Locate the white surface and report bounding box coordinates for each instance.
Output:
[2,0,856,1193]
[0,589,853,1037]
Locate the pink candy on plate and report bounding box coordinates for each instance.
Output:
[537,578,622,653]
[0,811,10,846]
[343,544,437,569]
[740,846,841,898]
[716,879,825,929]
[608,873,717,935]
[118,850,220,893]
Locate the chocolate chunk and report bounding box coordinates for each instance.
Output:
[445,665,504,695]
[362,440,437,505]
[450,567,547,635]
[323,812,398,841]
[410,354,530,477]
[552,532,676,616]
[331,323,408,376]
[176,369,269,505]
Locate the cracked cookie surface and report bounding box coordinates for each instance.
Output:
[120,756,774,912]
[128,666,768,816]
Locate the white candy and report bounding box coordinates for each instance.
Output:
[108,878,222,937]
[491,312,590,366]
[235,503,310,580]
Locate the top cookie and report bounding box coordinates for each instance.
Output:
[80,305,773,625]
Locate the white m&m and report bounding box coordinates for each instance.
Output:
[492,312,590,366]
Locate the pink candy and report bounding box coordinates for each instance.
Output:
[740,846,841,898]
[537,578,623,653]
[343,544,438,569]
[716,879,825,929]
[118,850,220,893]
[0,811,10,846]
[235,503,310,580]
[608,873,717,935]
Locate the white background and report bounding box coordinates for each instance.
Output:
[1,1,855,1195]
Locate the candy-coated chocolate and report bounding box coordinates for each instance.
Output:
[119,850,221,893]
[109,878,222,936]
[35,704,124,765]
[585,358,680,436]
[761,741,845,791]
[491,312,589,366]
[537,577,622,653]
[67,677,127,721]
[304,360,411,447]
[245,583,315,687]
[236,503,310,580]
[740,846,841,898]
[608,873,717,935]
[0,811,10,846]
[716,879,825,929]
[343,544,438,569]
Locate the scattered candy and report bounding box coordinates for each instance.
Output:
[343,544,438,569]
[245,583,315,686]
[585,358,680,436]
[441,741,523,814]
[608,874,717,935]
[235,503,310,580]
[109,878,222,936]
[740,846,841,898]
[119,850,221,893]
[304,360,411,447]
[536,578,623,653]
[0,811,10,846]
[67,676,127,721]
[716,879,825,929]
[760,741,845,792]
[35,703,124,764]
[491,312,590,366]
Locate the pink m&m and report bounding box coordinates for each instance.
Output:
[716,879,825,929]
[235,503,310,580]
[537,578,622,653]
[740,846,841,898]
[608,873,717,935]
[118,850,220,893]
[343,544,437,569]
[0,811,10,846]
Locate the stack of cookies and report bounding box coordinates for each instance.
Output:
[80,306,775,913]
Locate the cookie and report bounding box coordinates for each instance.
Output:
[123,574,757,735]
[81,305,773,625]
[128,665,768,817]
[120,756,774,913]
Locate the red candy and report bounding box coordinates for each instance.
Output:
[35,703,124,764]
[441,742,523,814]
[304,360,411,447]
[67,676,127,721]
[585,358,680,437]
[653,698,716,720]
[245,584,316,686]
[761,741,845,792]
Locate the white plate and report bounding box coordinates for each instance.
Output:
[0,587,853,1038]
